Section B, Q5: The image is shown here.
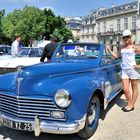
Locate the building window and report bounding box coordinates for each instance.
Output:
[84,21,86,25]
[132,16,136,30]
[87,27,89,34]
[110,28,113,32]
[92,27,94,33]
[97,23,100,33]
[103,21,106,32]
[90,18,92,24]
[117,19,121,31]
[124,17,128,30]
[82,29,84,34]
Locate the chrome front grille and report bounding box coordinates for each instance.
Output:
[0,93,66,121]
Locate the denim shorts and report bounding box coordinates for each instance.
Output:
[121,68,140,79]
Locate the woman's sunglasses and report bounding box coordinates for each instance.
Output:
[123,36,131,39]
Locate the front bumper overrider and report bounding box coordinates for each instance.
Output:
[0,114,86,136]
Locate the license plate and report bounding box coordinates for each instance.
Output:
[2,118,32,131]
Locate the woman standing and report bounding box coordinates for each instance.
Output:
[106,29,140,112]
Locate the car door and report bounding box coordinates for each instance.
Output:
[101,49,120,101]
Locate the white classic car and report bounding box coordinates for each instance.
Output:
[0,47,45,69]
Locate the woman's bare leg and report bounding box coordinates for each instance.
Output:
[122,79,132,108]
[130,79,139,108]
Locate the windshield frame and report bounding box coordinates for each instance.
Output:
[52,43,102,61]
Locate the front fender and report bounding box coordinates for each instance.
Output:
[58,76,100,120]
[19,74,102,121]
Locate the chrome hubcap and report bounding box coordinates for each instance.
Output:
[88,103,96,125]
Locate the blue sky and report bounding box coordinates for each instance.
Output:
[0,0,135,17]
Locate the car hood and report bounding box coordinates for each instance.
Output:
[0,60,99,96]
[19,61,99,78]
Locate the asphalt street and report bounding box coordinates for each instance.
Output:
[0,82,140,140]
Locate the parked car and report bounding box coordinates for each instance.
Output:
[0,47,44,69]
[136,54,140,62]
[0,45,11,55]
[136,54,140,72]
[0,43,122,138]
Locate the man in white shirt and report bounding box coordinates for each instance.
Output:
[11,35,21,57]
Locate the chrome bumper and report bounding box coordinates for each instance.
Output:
[0,114,86,136]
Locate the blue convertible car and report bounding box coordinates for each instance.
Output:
[0,43,122,138]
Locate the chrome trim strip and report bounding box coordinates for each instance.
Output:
[17,78,23,96]
[34,116,41,136]
[104,89,122,109]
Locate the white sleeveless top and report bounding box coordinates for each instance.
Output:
[121,48,136,69]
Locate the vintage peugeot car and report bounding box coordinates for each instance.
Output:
[0,43,122,138]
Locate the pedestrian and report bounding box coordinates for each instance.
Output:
[106,29,140,112]
[11,35,21,57]
[40,37,58,62]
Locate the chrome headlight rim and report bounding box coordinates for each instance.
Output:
[55,89,71,108]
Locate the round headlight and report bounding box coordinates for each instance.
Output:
[55,89,71,108]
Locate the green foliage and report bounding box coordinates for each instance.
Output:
[50,28,73,43]
[0,10,5,17]
[1,7,73,45]
[43,9,73,42]
[2,6,45,46]
[0,9,5,43]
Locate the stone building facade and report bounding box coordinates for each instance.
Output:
[80,0,140,45]
[65,17,82,41]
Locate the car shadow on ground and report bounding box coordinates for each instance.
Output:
[100,93,127,120]
[0,126,87,140]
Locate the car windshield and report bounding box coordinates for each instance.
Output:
[54,44,100,59]
[18,47,43,57]
[0,46,11,55]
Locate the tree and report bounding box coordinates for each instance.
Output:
[43,9,73,42]
[2,6,73,45]
[51,28,73,43]
[2,6,45,46]
[0,9,5,43]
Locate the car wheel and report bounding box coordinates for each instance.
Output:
[77,95,100,139]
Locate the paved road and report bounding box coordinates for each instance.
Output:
[0,83,140,140]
